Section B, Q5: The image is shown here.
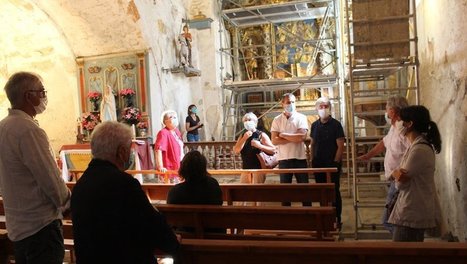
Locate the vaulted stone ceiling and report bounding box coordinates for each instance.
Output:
[1,0,147,58]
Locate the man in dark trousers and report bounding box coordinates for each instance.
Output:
[0,72,70,264]
[71,121,180,264]
[310,97,345,229]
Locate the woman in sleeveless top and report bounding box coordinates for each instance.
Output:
[233,112,276,183]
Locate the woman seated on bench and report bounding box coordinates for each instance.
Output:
[167,150,224,234]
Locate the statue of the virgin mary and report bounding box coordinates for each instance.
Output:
[100,84,117,122]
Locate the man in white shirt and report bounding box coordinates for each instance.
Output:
[358,95,409,233]
[271,93,309,206]
[0,72,70,264]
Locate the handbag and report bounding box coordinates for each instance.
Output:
[256,151,279,169]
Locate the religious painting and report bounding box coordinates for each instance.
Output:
[246,92,264,104]
[274,19,319,78]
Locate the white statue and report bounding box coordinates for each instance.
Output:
[100,84,117,122]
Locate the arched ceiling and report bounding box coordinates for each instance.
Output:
[1,0,148,58]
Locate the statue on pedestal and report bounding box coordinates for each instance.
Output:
[100,84,117,122]
[179,24,192,67]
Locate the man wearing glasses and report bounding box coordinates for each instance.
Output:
[0,72,70,264]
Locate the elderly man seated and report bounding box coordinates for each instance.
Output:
[71,121,180,264]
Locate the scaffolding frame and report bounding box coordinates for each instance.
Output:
[344,0,420,239]
[218,0,345,141]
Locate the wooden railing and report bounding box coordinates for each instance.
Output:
[183,139,313,170]
[69,168,338,183]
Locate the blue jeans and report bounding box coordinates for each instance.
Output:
[278,159,310,206]
[383,181,397,233]
[187,133,200,142]
[14,219,64,264]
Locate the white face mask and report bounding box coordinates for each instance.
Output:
[33,97,48,115]
[243,121,256,132]
[318,108,330,119]
[395,120,406,135]
[284,103,295,113]
[385,112,391,125]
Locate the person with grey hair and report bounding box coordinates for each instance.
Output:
[154,110,184,183]
[271,93,310,206]
[358,95,410,233]
[310,96,345,229]
[234,112,276,183]
[71,121,180,263]
[0,71,70,264]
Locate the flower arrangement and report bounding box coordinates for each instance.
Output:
[137,121,148,129]
[81,112,100,131]
[87,91,102,102]
[119,88,136,98]
[121,107,141,125]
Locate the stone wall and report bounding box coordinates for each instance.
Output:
[417,0,467,241]
[135,0,223,140]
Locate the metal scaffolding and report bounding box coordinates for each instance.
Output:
[344,0,420,239]
[217,0,345,141]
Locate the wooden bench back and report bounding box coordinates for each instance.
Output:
[156,204,336,240]
[67,182,335,205]
[179,239,467,264]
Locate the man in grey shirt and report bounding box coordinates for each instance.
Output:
[0,72,70,264]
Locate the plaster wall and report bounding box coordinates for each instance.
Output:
[135,0,223,141]
[416,0,467,241]
[0,0,79,153]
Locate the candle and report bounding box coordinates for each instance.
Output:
[131,124,136,139]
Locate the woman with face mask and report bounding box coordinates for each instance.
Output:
[154,110,184,183]
[388,105,442,242]
[185,104,203,142]
[233,112,276,183]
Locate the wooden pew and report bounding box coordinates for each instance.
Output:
[66,182,335,206]
[69,167,338,183]
[156,204,336,241]
[179,239,467,264]
[0,229,13,264]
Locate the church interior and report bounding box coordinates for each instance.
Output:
[0,0,467,262]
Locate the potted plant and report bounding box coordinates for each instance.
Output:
[119,88,136,107]
[87,91,102,112]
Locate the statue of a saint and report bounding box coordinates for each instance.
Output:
[179,24,192,67]
[100,85,117,122]
[278,45,289,64]
[244,38,258,80]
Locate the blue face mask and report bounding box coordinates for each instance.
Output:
[284,103,295,113]
[191,108,197,114]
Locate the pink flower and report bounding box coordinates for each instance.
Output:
[119,88,136,98]
[87,91,102,102]
[121,107,141,124]
[81,112,100,131]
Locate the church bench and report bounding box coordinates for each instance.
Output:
[155,204,336,241]
[68,167,338,183]
[0,229,13,264]
[178,239,467,264]
[66,182,336,206]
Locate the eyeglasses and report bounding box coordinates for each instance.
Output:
[28,90,47,98]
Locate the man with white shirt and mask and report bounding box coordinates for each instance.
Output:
[310,96,345,228]
[271,93,310,206]
[0,72,70,264]
[358,95,409,233]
